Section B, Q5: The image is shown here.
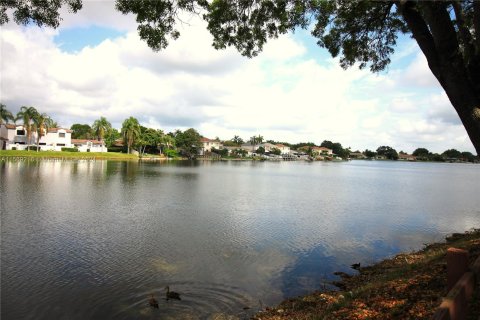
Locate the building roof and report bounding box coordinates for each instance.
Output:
[48,128,73,133]
[398,153,416,159]
[71,139,105,145]
[313,146,332,151]
[200,137,219,143]
[3,124,17,129]
[275,144,288,148]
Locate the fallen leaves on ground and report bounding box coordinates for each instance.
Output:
[253,229,480,320]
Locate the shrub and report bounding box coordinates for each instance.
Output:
[164,149,178,158]
[61,147,79,152]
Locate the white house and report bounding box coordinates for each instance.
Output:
[71,139,108,152]
[275,144,291,155]
[224,146,253,157]
[0,124,96,151]
[312,146,333,156]
[200,138,223,155]
[37,128,74,151]
[0,124,30,150]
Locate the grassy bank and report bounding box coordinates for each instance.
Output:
[0,150,138,160]
[254,229,480,320]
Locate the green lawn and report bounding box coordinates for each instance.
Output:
[0,150,138,160]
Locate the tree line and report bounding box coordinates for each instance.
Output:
[2,104,477,161]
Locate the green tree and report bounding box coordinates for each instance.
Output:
[175,128,202,159]
[0,103,14,124]
[442,149,462,159]
[121,117,141,154]
[249,135,263,151]
[232,135,244,146]
[138,127,163,155]
[320,140,349,159]
[33,112,53,151]
[412,148,430,158]
[105,128,121,148]
[271,147,281,156]
[376,146,399,160]
[5,1,480,153]
[461,151,476,162]
[70,124,93,139]
[16,106,38,145]
[92,117,112,141]
[364,149,377,159]
[256,146,265,155]
[159,134,176,154]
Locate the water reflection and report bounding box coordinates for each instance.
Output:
[1,160,479,319]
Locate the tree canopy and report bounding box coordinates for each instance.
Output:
[377,145,399,160]
[174,128,202,159]
[2,0,479,154]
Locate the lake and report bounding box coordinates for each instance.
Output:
[1,160,479,319]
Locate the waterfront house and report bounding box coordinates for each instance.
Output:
[349,152,367,159]
[37,128,74,150]
[275,144,291,155]
[398,153,416,161]
[0,124,27,149]
[200,138,223,155]
[312,147,333,156]
[72,139,107,152]
[1,124,106,153]
[258,143,278,153]
[224,146,252,157]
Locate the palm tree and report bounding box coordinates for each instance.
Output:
[0,103,14,124]
[92,117,112,141]
[232,135,244,146]
[256,135,264,144]
[33,112,53,151]
[16,106,39,145]
[121,117,141,154]
[159,134,175,154]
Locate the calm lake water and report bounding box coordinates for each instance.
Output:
[1,160,479,319]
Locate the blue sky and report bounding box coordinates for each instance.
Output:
[0,1,475,153]
[54,26,125,52]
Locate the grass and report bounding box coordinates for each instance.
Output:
[254,229,480,320]
[0,150,138,160]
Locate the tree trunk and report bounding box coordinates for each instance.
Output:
[398,1,480,155]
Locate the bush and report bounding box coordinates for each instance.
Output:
[164,149,179,158]
[61,147,79,152]
[27,146,40,151]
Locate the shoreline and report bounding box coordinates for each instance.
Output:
[253,229,480,319]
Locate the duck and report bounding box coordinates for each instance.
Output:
[148,294,159,308]
[165,286,181,301]
[350,263,361,270]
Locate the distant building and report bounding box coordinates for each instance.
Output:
[72,139,107,152]
[349,152,367,159]
[398,153,416,161]
[200,138,223,155]
[0,124,107,152]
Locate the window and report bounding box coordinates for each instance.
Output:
[16,129,25,136]
[59,133,65,138]
[39,143,46,145]
[57,143,65,146]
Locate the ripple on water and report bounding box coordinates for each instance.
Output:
[113,281,256,320]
